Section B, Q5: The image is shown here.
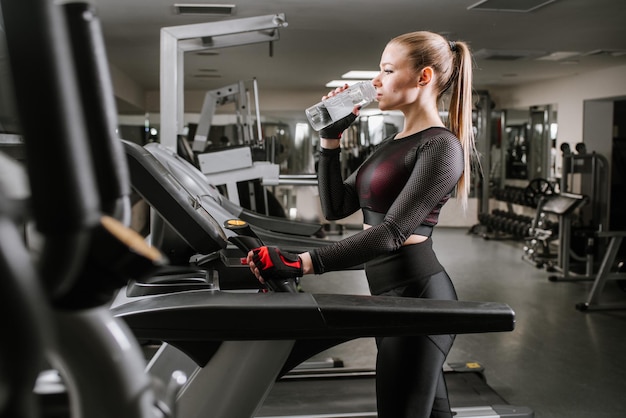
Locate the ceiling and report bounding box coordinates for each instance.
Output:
[95,0,626,114]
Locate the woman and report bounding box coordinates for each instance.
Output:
[247,31,475,418]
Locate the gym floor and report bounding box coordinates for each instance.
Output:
[298,227,626,418]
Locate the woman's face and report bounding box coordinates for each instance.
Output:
[373,42,420,112]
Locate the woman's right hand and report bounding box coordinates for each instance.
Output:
[319,112,358,140]
[319,84,361,145]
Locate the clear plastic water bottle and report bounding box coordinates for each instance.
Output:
[305,81,377,131]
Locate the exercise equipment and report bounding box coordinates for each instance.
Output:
[576,231,626,311]
[560,143,610,232]
[522,193,589,276]
[112,255,516,418]
[257,362,534,417]
[0,191,50,418]
[144,141,322,238]
[470,178,554,241]
[122,139,353,293]
[1,1,186,416]
[539,144,626,309]
[514,145,626,310]
[523,178,555,208]
[159,14,287,150]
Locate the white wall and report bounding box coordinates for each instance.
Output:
[490,63,626,145]
[110,64,145,111]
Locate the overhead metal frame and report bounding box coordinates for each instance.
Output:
[159,13,287,150]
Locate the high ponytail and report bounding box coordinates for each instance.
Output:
[447,40,475,210]
[389,32,476,209]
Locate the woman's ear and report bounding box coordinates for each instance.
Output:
[418,66,434,86]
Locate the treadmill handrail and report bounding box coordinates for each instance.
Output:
[112,291,515,341]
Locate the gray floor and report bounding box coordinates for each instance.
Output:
[299,227,626,418]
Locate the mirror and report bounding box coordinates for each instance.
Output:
[501,105,558,184]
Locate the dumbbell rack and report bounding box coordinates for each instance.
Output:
[470,184,538,241]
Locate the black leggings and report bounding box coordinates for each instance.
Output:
[366,242,457,418]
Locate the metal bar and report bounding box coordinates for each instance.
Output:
[162,14,286,41]
[578,235,624,311]
[254,77,263,143]
[278,178,319,186]
[160,27,182,150]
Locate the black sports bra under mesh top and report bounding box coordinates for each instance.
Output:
[310,127,464,274]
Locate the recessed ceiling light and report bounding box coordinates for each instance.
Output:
[325,79,366,88]
[474,48,545,60]
[173,3,236,15]
[585,49,626,57]
[341,70,379,79]
[468,0,556,13]
[536,51,580,61]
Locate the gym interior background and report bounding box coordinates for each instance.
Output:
[1,0,626,417]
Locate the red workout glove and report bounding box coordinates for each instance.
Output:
[319,112,358,139]
[251,246,303,281]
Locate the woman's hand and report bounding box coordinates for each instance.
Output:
[322,84,350,101]
[320,112,358,140]
[319,84,361,145]
[246,246,304,285]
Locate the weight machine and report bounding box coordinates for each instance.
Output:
[159,14,287,151]
[522,142,626,310]
[546,143,609,281]
[523,192,590,277]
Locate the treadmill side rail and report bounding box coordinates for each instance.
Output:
[112,291,515,342]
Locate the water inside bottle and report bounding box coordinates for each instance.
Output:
[305,105,332,131]
[305,81,376,131]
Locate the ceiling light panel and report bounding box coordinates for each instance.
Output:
[342,70,379,79]
[174,3,236,15]
[473,49,545,60]
[536,51,580,61]
[468,0,556,12]
[325,80,365,88]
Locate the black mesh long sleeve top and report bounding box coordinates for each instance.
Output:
[309,127,464,274]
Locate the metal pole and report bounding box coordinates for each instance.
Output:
[253,77,263,144]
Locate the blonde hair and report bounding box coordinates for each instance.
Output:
[389,31,475,208]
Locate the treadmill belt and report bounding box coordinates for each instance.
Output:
[257,369,507,417]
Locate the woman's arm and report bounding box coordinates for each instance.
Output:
[316,146,361,220]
